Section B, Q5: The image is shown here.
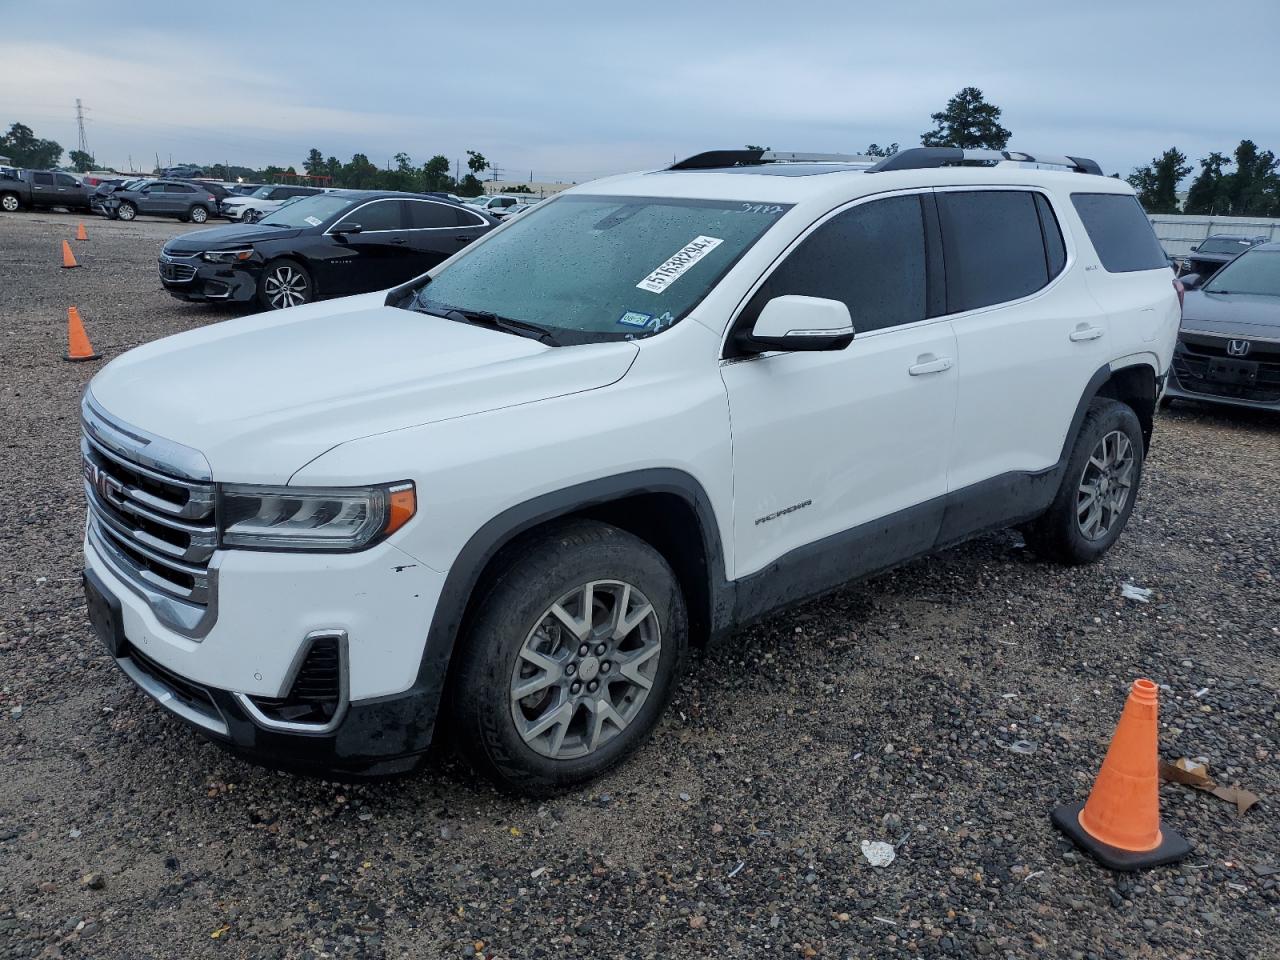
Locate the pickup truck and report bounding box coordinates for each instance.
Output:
[0,169,90,213]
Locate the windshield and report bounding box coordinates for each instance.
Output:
[1198,238,1252,255]
[260,192,359,228]
[250,185,276,198]
[406,194,791,341]
[1203,249,1280,296]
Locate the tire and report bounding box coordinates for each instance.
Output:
[189,205,208,224]
[257,259,313,310]
[449,520,688,795]
[243,208,259,224]
[116,201,136,222]
[1025,399,1145,565]
[0,192,19,213]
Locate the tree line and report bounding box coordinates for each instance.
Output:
[8,90,1279,215]
[1128,142,1280,217]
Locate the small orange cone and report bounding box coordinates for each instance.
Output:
[61,239,79,268]
[64,306,100,362]
[76,222,88,241]
[1052,678,1191,870]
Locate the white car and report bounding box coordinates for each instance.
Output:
[80,147,1179,793]
[465,194,527,218]
[221,183,325,222]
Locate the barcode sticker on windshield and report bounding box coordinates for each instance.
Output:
[637,236,723,294]
[304,216,322,226]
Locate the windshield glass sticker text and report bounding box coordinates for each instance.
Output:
[637,236,724,294]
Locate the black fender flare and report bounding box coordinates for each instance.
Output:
[405,468,731,731]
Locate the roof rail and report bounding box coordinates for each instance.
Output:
[668,149,875,171]
[868,148,1103,176]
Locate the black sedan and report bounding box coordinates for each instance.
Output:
[157,190,497,310]
[1166,242,1280,412]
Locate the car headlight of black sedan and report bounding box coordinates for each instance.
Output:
[200,248,255,264]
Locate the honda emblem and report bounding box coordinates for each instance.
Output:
[1226,339,1252,357]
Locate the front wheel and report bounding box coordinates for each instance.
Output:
[258,259,313,310]
[1025,399,1145,565]
[116,201,136,222]
[242,208,259,224]
[450,521,688,795]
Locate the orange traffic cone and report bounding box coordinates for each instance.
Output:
[1052,678,1191,870]
[64,306,100,362]
[61,239,79,268]
[76,222,88,241]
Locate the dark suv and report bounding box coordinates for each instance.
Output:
[101,180,222,223]
[1180,235,1267,278]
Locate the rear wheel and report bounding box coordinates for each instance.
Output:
[450,521,687,795]
[0,192,19,213]
[1025,399,1144,565]
[258,259,313,310]
[116,201,136,222]
[189,205,208,224]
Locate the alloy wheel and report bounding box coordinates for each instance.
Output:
[1,195,18,212]
[262,265,309,309]
[1076,429,1134,541]
[191,206,207,223]
[510,580,662,760]
[117,203,135,221]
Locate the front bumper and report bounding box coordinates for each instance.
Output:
[84,527,449,775]
[159,255,261,302]
[1166,337,1280,412]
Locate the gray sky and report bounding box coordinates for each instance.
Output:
[3,0,1277,182]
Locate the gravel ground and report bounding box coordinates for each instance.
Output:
[1,210,1277,959]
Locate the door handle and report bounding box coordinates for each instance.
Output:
[1069,325,1104,342]
[908,355,954,376]
[454,235,473,244]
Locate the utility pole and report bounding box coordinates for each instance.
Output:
[75,98,90,163]
[454,158,460,183]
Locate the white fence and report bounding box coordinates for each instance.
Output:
[1149,214,1280,255]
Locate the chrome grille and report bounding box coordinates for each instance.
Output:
[81,394,219,635]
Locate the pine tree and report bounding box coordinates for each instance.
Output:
[921,88,1010,150]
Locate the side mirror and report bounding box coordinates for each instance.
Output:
[737,295,854,354]
[1189,244,1200,252]
[1179,273,1202,290]
[332,222,363,235]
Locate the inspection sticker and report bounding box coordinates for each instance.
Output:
[636,236,723,293]
[617,310,653,328]
[304,216,322,226]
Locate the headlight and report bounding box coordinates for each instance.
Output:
[201,248,254,263]
[218,482,416,551]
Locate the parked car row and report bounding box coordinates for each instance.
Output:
[158,189,499,308]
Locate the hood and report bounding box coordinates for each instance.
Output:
[86,294,639,482]
[164,223,301,253]
[1181,290,1280,338]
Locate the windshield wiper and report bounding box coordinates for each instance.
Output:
[412,303,559,345]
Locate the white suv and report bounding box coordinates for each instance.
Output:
[80,147,1180,794]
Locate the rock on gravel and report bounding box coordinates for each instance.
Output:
[0,211,1277,958]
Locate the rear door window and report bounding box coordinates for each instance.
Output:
[407,200,458,229]
[937,190,1050,312]
[456,207,488,227]
[1070,193,1168,273]
[742,193,928,335]
[32,173,54,185]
